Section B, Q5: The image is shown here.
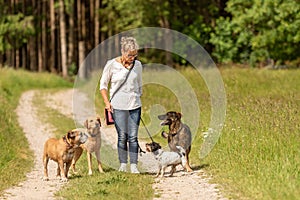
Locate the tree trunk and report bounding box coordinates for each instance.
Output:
[28,37,37,71]
[160,15,173,67]
[95,0,100,46]
[77,0,86,79]
[59,0,68,77]
[78,41,85,78]
[81,0,87,56]
[42,0,47,71]
[165,28,173,67]
[38,0,43,72]
[50,0,56,73]
[115,36,119,56]
[21,0,26,69]
[15,49,20,69]
[67,2,75,68]
[89,0,94,51]
[93,0,100,71]
[22,46,27,69]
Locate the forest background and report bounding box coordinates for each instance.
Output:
[0,0,300,77]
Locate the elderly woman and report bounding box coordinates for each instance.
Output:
[99,37,142,173]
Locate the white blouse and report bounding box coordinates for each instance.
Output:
[99,58,142,110]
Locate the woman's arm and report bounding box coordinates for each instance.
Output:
[100,60,114,112]
[100,89,112,112]
[137,61,143,96]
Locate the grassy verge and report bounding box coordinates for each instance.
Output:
[203,68,300,199]
[0,68,71,194]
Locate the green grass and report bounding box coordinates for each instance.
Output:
[0,68,72,194]
[1,67,299,199]
[203,68,300,199]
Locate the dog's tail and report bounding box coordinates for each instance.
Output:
[175,146,187,167]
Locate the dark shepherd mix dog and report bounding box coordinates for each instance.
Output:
[158,111,193,172]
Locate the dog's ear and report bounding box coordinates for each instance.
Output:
[176,112,182,120]
[156,142,162,149]
[153,142,161,150]
[96,116,101,127]
[161,131,168,138]
[84,119,88,128]
[67,130,76,138]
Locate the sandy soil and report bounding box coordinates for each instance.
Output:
[1,89,227,200]
[1,91,64,200]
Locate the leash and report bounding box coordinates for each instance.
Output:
[140,118,155,143]
[138,117,155,155]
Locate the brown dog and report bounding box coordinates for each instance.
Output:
[43,129,88,182]
[158,111,193,172]
[71,116,104,175]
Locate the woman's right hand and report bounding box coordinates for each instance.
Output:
[105,102,113,113]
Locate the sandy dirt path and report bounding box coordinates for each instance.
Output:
[1,91,64,200]
[1,89,227,200]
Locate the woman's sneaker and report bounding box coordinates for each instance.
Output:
[118,163,127,172]
[130,164,140,174]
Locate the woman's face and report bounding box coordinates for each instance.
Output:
[122,50,138,64]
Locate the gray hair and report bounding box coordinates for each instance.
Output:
[121,37,139,53]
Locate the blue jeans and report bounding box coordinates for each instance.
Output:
[112,107,141,164]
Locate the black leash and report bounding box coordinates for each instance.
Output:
[138,117,155,155]
[140,118,154,143]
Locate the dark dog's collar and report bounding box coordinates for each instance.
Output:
[88,132,98,137]
[87,129,100,137]
[169,125,184,136]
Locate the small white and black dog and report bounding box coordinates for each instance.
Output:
[145,141,187,177]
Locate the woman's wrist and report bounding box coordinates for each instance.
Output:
[104,101,111,108]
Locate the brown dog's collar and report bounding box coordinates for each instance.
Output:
[63,136,73,149]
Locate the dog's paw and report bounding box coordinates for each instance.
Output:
[160,174,165,178]
[42,177,49,181]
[186,167,193,172]
[161,131,168,138]
[69,169,79,176]
[154,173,160,178]
[60,177,68,182]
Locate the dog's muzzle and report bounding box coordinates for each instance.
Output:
[80,133,89,144]
[157,114,167,120]
[158,114,171,126]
